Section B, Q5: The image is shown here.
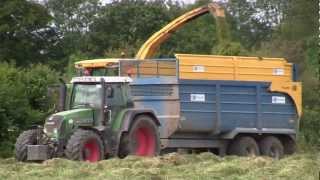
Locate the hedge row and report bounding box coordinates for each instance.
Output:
[0,63,59,157]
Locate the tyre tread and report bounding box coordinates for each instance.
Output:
[65,129,104,161]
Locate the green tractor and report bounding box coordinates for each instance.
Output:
[15,76,160,162]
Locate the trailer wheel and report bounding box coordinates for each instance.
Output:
[119,115,160,158]
[259,136,284,159]
[281,137,296,155]
[15,129,42,161]
[65,129,104,162]
[228,136,260,157]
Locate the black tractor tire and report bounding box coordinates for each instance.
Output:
[15,129,42,161]
[228,136,260,157]
[65,129,104,162]
[119,115,160,158]
[281,137,296,155]
[259,136,284,159]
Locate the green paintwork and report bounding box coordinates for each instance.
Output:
[46,108,94,139]
[65,83,73,110]
[111,109,128,131]
[55,108,93,119]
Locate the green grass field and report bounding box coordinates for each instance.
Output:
[0,152,319,180]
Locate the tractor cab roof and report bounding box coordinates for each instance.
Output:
[74,58,135,69]
[71,76,132,83]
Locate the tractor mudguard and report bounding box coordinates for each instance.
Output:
[113,108,160,156]
[120,108,160,133]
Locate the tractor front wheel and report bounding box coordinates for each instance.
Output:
[65,129,104,162]
[15,129,42,161]
[119,115,160,158]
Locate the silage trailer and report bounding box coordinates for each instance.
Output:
[15,54,301,162]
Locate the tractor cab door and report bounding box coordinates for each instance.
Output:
[104,83,130,124]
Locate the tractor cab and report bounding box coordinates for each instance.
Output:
[67,76,133,127]
[48,76,133,136]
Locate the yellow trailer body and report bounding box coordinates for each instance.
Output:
[176,54,301,117]
[177,54,293,82]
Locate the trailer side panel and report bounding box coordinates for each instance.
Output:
[178,80,298,134]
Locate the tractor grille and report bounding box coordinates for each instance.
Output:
[44,115,63,136]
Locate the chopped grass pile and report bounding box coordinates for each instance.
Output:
[0,152,319,180]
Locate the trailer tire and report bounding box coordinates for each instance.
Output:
[65,129,104,162]
[119,115,160,158]
[281,137,296,155]
[228,136,260,157]
[259,136,284,159]
[15,129,42,161]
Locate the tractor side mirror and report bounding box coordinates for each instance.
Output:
[106,86,114,98]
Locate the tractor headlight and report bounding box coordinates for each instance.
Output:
[53,128,58,135]
[68,119,74,124]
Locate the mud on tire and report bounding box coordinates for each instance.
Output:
[65,129,104,162]
[259,136,284,159]
[228,136,260,157]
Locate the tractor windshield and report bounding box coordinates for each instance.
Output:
[71,84,102,109]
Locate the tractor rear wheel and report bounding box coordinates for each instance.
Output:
[65,129,104,162]
[228,136,260,157]
[15,129,42,161]
[119,115,160,158]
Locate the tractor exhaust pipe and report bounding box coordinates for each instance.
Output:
[58,78,67,111]
[100,78,106,126]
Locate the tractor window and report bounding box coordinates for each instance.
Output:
[106,84,124,106]
[71,84,102,109]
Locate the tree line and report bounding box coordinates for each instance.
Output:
[0,0,318,156]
